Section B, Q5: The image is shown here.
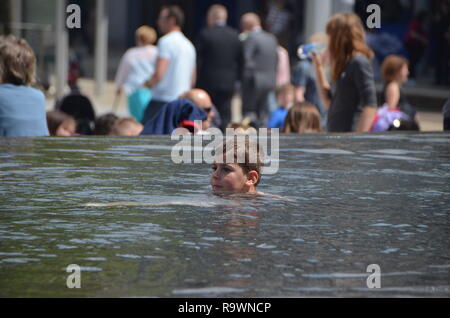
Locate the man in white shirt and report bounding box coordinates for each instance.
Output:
[143,5,196,124]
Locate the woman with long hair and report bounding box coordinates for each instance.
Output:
[312,13,377,132]
[282,102,322,134]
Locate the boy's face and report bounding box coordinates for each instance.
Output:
[211,162,255,193]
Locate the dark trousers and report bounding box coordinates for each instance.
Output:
[241,81,272,127]
[444,118,450,131]
[208,90,234,131]
[142,99,168,125]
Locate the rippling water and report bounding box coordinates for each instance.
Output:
[0,133,449,297]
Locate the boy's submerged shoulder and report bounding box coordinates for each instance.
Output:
[256,192,295,202]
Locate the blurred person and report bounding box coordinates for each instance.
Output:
[110,118,144,136]
[115,26,158,123]
[94,113,119,135]
[240,13,278,127]
[46,110,77,137]
[140,98,207,135]
[196,4,242,131]
[143,6,196,124]
[265,0,292,47]
[276,45,290,87]
[180,89,216,130]
[380,55,419,124]
[312,13,377,133]
[292,33,328,126]
[432,0,450,85]
[267,84,294,129]
[267,44,291,114]
[404,10,430,79]
[0,35,49,137]
[226,122,257,134]
[282,102,322,134]
[55,62,96,135]
[443,98,450,131]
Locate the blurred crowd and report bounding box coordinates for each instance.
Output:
[1,2,449,138]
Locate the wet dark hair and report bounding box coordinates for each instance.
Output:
[216,138,264,186]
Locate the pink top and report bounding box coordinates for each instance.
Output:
[276,46,290,87]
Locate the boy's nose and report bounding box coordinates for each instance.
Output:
[211,169,219,179]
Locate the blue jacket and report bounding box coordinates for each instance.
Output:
[141,98,207,135]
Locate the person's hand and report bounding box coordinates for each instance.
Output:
[115,87,122,96]
[144,79,153,89]
[311,52,323,68]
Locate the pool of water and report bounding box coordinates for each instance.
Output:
[0,133,449,297]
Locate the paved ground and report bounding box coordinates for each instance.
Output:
[45,78,445,132]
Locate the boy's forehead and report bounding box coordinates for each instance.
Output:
[212,162,242,169]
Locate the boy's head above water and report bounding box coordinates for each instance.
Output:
[211,138,264,194]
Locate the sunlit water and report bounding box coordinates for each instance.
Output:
[0,133,449,297]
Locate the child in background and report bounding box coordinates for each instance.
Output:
[46,110,77,136]
[371,55,420,132]
[110,118,144,136]
[94,113,119,135]
[211,138,264,194]
[282,102,322,133]
[267,84,294,129]
[381,55,418,121]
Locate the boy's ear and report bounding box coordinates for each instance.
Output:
[246,170,259,186]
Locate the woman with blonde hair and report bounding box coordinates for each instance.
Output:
[282,102,322,134]
[115,26,158,123]
[312,13,377,132]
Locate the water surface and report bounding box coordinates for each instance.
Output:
[0,133,449,297]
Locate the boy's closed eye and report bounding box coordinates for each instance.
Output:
[211,164,234,173]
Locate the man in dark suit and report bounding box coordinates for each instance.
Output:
[240,13,278,127]
[196,4,242,131]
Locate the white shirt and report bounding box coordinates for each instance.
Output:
[115,45,158,95]
[152,31,196,102]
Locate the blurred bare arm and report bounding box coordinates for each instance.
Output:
[312,52,331,110]
[356,106,377,132]
[145,57,169,88]
[294,86,306,103]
